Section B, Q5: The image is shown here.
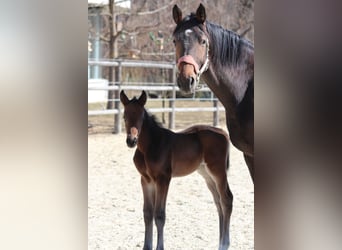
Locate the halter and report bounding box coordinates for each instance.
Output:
[177,38,210,83]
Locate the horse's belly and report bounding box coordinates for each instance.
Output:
[171,157,202,177]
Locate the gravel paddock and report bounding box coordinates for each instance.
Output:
[88,133,254,250]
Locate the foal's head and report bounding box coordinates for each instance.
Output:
[172,4,210,94]
[120,90,147,148]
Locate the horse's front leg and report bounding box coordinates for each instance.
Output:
[141,176,155,250]
[243,153,254,183]
[154,175,171,250]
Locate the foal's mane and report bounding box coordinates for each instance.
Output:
[129,97,163,129]
[144,110,164,129]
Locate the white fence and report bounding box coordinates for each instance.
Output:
[88,79,108,103]
[88,59,224,133]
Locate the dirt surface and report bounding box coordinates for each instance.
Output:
[88,132,254,249]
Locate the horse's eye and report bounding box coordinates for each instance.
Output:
[173,39,176,45]
[200,39,206,45]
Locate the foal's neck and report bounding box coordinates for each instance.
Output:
[137,110,164,153]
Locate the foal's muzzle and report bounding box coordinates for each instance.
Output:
[126,136,137,148]
[126,127,139,148]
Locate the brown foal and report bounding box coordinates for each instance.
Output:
[120,90,233,250]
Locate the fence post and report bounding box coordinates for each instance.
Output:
[168,66,176,130]
[113,61,122,134]
[213,99,219,126]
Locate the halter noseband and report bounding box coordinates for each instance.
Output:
[177,38,210,83]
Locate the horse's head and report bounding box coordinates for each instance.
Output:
[172,4,210,94]
[120,90,147,148]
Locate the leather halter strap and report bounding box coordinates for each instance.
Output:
[176,39,210,82]
[177,55,200,73]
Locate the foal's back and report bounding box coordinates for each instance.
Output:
[171,125,229,177]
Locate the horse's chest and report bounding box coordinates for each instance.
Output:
[144,150,172,177]
[227,119,253,155]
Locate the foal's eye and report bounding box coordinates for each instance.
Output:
[200,39,206,45]
[173,39,176,45]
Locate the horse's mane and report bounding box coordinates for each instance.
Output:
[173,13,253,67]
[128,97,164,129]
[206,21,253,67]
[145,110,164,129]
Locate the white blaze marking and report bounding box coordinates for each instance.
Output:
[185,29,193,36]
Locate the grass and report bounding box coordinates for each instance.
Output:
[88,99,226,134]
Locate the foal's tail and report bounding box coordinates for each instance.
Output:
[218,129,230,172]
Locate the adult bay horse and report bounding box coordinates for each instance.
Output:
[120,90,233,250]
[172,4,254,182]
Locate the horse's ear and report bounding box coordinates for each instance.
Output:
[138,91,147,106]
[172,5,182,24]
[195,3,206,24]
[120,90,130,106]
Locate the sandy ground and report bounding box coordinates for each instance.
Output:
[88,132,254,250]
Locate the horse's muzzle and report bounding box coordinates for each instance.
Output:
[176,56,199,94]
[126,136,137,148]
[176,74,197,94]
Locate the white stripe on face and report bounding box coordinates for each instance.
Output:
[185,29,193,37]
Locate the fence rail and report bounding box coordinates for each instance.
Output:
[88,59,175,69]
[88,84,213,92]
[88,59,224,133]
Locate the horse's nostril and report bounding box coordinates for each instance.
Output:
[189,77,195,87]
[126,138,131,145]
[126,136,138,148]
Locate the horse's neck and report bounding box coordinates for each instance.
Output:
[202,66,239,115]
[203,45,253,116]
[137,112,163,153]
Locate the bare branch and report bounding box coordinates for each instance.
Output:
[239,25,252,37]
[99,34,110,42]
[126,22,161,33]
[113,30,124,41]
[135,0,148,14]
[136,0,177,16]
[140,52,175,56]
[114,0,129,5]
[231,23,241,32]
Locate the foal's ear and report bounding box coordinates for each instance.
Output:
[172,5,182,24]
[138,91,147,106]
[120,90,130,106]
[196,3,206,24]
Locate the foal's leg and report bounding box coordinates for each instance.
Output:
[154,175,171,250]
[197,165,224,241]
[243,153,254,183]
[215,174,233,250]
[134,150,155,250]
[141,176,155,250]
[200,165,233,250]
